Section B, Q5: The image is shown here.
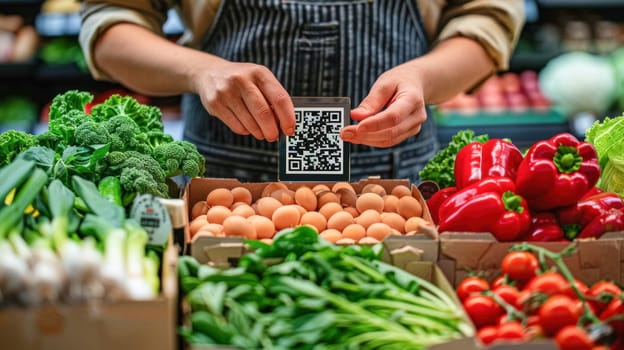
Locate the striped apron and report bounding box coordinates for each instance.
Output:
[182,0,438,183]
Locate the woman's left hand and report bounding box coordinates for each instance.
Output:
[340,62,428,148]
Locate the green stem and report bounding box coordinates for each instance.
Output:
[484,290,527,325]
[554,145,582,174]
[502,191,524,213]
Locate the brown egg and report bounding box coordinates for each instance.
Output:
[382,195,400,213]
[271,189,296,205]
[404,216,432,233]
[192,230,216,242]
[312,184,331,194]
[272,205,301,230]
[361,184,387,197]
[300,211,327,232]
[261,182,289,198]
[230,201,248,210]
[358,236,380,245]
[223,215,256,239]
[327,211,354,232]
[295,186,317,211]
[381,212,406,233]
[335,237,356,245]
[397,196,423,219]
[317,191,341,209]
[356,193,384,213]
[206,205,232,225]
[232,204,256,218]
[231,186,253,205]
[197,223,224,237]
[320,229,342,243]
[343,206,360,217]
[336,188,357,208]
[355,209,381,229]
[206,188,234,208]
[341,223,366,241]
[189,215,208,238]
[391,185,412,198]
[191,200,209,220]
[319,202,343,221]
[292,204,307,216]
[247,215,275,239]
[332,182,355,194]
[256,197,283,219]
[366,222,393,241]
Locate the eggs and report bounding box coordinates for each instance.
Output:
[189,181,432,244]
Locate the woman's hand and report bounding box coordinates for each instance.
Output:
[194,59,296,142]
[340,62,428,148]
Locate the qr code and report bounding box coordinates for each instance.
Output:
[286,107,344,174]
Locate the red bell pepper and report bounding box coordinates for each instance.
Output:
[426,186,458,225]
[453,139,524,189]
[437,177,531,241]
[577,208,624,239]
[522,212,564,242]
[556,191,624,239]
[515,133,601,211]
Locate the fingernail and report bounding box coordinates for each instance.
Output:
[285,127,294,136]
[342,130,354,140]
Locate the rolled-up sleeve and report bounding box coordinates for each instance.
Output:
[435,0,525,71]
[79,2,168,81]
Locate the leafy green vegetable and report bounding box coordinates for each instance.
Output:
[179,226,472,349]
[585,114,624,197]
[0,130,37,166]
[418,129,488,188]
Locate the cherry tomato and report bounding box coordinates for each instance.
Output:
[501,251,539,283]
[525,271,567,296]
[555,325,594,350]
[463,294,503,329]
[563,279,589,300]
[477,326,498,346]
[599,297,624,335]
[497,321,527,342]
[491,275,508,289]
[587,281,622,315]
[457,276,490,302]
[539,295,581,336]
[493,285,521,310]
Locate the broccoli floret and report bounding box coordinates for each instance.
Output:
[90,94,164,133]
[0,130,37,165]
[48,109,89,146]
[140,130,174,151]
[104,151,168,202]
[74,120,111,147]
[102,115,149,153]
[152,140,206,178]
[36,131,65,152]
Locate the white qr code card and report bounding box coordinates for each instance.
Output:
[278,97,351,182]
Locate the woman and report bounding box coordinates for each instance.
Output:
[79,0,524,182]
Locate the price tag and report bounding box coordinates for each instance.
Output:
[130,194,172,246]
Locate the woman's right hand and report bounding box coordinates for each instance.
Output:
[192,59,296,142]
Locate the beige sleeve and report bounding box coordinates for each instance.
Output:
[435,0,525,72]
[79,3,168,81]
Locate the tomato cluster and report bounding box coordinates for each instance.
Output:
[457,250,624,349]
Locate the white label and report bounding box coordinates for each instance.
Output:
[130,194,172,246]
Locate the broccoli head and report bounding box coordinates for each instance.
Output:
[74,120,111,147]
[0,130,37,165]
[36,131,65,152]
[103,115,149,153]
[48,109,89,146]
[90,94,164,133]
[153,140,206,178]
[104,150,168,202]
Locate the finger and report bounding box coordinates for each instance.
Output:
[228,100,265,140]
[240,84,280,141]
[357,97,420,133]
[255,74,295,136]
[351,79,395,121]
[353,123,421,148]
[209,102,250,135]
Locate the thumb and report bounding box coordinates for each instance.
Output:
[351,81,394,121]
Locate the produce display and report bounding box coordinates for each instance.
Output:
[188,180,435,245]
[586,113,624,199]
[459,243,624,350]
[0,157,160,306]
[0,90,205,208]
[179,226,473,349]
[426,129,623,242]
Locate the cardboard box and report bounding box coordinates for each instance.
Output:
[183,177,439,265]
[0,242,179,350]
[438,231,624,287]
[186,242,478,350]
